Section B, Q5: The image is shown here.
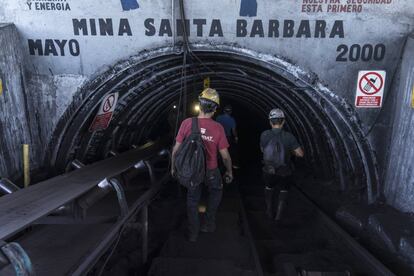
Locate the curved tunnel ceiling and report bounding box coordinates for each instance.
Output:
[47,45,379,204]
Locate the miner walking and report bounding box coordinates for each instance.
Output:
[260,108,304,222]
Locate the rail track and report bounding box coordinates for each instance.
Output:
[0,145,393,275]
[238,169,394,276]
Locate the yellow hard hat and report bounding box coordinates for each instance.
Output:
[199,88,220,106]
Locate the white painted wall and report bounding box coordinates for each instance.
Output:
[0,1,413,207]
[0,0,408,147]
[1,1,412,91]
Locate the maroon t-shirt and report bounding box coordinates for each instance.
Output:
[176,117,229,170]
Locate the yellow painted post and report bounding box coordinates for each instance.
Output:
[203,77,210,89]
[0,78,3,96]
[23,144,30,188]
[411,84,414,108]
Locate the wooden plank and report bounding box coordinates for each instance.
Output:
[0,142,161,240]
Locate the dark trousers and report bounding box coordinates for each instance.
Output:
[263,172,292,191]
[227,137,239,167]
[186,168,223,235]
[263,172,292,219]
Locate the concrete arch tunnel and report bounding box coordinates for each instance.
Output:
[1,0,414,273]
[48,45,379,204]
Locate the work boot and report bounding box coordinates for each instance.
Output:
[201,212,217,233]
[275,190,288,222]
[264,187,275,219]
[200,221,216,233]
[187,232,198,242]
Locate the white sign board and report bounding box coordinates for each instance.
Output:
[355,70,386,108]
[89,92,119,132]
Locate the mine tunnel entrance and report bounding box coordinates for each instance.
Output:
[49,46,378,206]
[0,46,392,276]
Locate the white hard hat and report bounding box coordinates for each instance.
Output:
[268,108,285,119]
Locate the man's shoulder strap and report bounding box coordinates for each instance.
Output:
[268,130,285,145]
[191,117,200,134]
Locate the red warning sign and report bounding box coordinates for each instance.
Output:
[89,93,119,132]
[355,70,386,108]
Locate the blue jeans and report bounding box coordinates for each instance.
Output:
[186,168,223,235]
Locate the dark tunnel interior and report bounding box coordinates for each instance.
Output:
[47,47,379,207]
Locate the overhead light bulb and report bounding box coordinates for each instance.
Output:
[194,104,200,112]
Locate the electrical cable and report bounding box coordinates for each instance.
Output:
[179,0,191,53]
[169,29,189,172]
[188,50,300,90]
[176,0,298,91]
[172,0,190,143]
[173,54,187,139]
[171,0,176,46]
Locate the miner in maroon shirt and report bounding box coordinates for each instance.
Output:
[172,88,233,242]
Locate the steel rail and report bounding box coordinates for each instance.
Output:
[241,184,395,276]
[293,186,395,276]
[238,190,265,276]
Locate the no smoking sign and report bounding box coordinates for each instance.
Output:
[355,70,386,108]
[89,92,119,132]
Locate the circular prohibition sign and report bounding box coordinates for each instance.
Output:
[102,95,116,113]
[358,72,384,96]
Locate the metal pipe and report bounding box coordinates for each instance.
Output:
[108,150,119,157]
[0,247,9,270]
[71,159,85,169]
[77,180,112,210]
[134,160,145,170]
[144,161,156,184]
[0,179,20,196]
[0,241,35,276]
[51,205,73,216]
[71,173,170,275]
[108,178,129,217]
[77,178,128,217]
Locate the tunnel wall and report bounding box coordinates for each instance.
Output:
[0,24,33,180]
[0,1,413,209]
[383,34,414,212]
[0,24,87,181]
